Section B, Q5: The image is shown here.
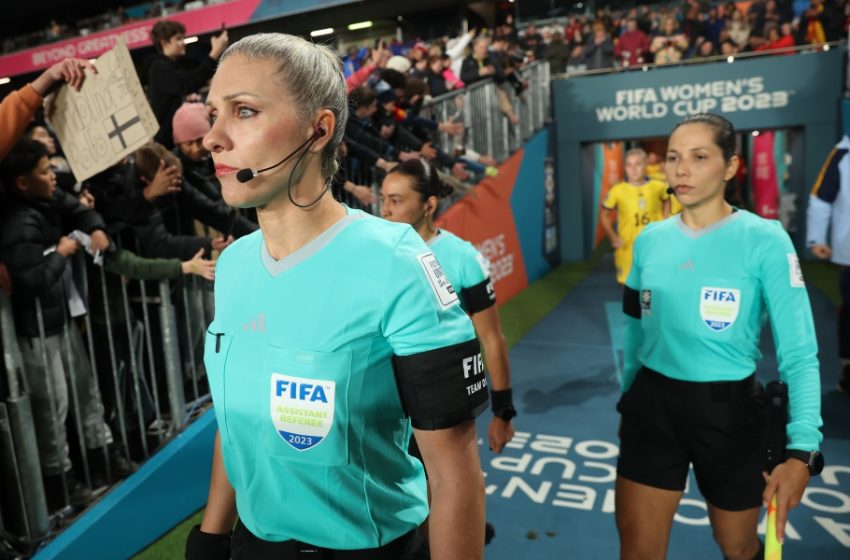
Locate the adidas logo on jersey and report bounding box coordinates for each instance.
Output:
[243,312,266,333]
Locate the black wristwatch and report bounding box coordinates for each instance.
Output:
[786,450,824,476]
[491,388,517,422]
[495,405,517,422]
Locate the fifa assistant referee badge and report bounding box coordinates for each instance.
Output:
[491,388,517,421]
[786,450,824,476]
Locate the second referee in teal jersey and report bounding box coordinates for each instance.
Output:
[616,114,823,560]
[381,159,517,452]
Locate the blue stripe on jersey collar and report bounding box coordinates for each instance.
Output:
[260,211,365,277]
[675,208,742,239]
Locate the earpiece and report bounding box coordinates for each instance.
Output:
[315,127,326,138]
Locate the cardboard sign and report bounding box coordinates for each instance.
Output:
[47,39,158,182]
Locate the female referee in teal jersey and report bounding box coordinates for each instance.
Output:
[616,114,823,560]
[380,159,517,452]
[185,34,486,560]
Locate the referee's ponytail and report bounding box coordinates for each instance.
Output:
[671,113,741,206]
[388,159,454,202]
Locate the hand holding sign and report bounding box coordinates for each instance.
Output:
[32,58,97,96]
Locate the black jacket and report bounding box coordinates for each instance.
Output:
[85,163,213,261]
[154,179,257,239]
[0,190,105,337]
[147,53,217,148]
[460,54,506,86]
[170,150,257,237]
[175,151,221,201]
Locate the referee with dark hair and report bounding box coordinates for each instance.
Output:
[616,114,823,560]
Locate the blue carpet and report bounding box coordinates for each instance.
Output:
[478,255,850,559]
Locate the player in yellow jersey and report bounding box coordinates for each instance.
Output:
[647,150,682,214]
[601,148,670,284]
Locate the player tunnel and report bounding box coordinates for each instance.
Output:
[553,49,844,261]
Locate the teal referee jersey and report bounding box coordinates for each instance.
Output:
[429,229,496,314]
[205,208,478,548]
[623,210,822,452]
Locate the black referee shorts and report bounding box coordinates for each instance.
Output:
[617,367,767,511]
[231,521,421,560]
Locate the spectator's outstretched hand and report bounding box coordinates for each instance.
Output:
[399,151,421,162]
[78,189,96,209]
[32,58,97,95]
[370,42,389,68]
[344,181,377,206]
[182,248,216,281]
[451,162,470,181]
[90,230,110,253]
[142,159,182,202]
[210,30,229,60]
[810,244,831,260]
[420,142,438,160]
[438,121,465,137]
[211,235,235,252]
[375,158,397,172]
[57,236,81,257]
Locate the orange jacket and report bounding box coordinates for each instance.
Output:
[0,84,42,160]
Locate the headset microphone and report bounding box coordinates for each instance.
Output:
[235,127,326,183]
[666,186,675,195]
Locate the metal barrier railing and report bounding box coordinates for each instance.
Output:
[339,156,381,216]
[1,291,49,546]
[0,248,214,554]
[420,60,552,165]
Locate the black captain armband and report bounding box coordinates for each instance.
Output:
[393,338,490,430]
[623,285,641,319]
[461,277,497,314]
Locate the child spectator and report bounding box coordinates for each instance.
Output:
[0,139,132,510]
[148,20,228,148]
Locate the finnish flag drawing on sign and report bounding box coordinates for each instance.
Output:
[270,373,335,451]
[104,104,146,153]
[700,287,741,332]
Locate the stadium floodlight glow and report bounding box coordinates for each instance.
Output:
[348,21,373,31]
[311,28,334,37]
[727,55,734,63]
[184,36,199,44]
[0,77,9,85]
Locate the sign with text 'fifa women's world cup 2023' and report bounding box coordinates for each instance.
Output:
[553,49,843,142]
